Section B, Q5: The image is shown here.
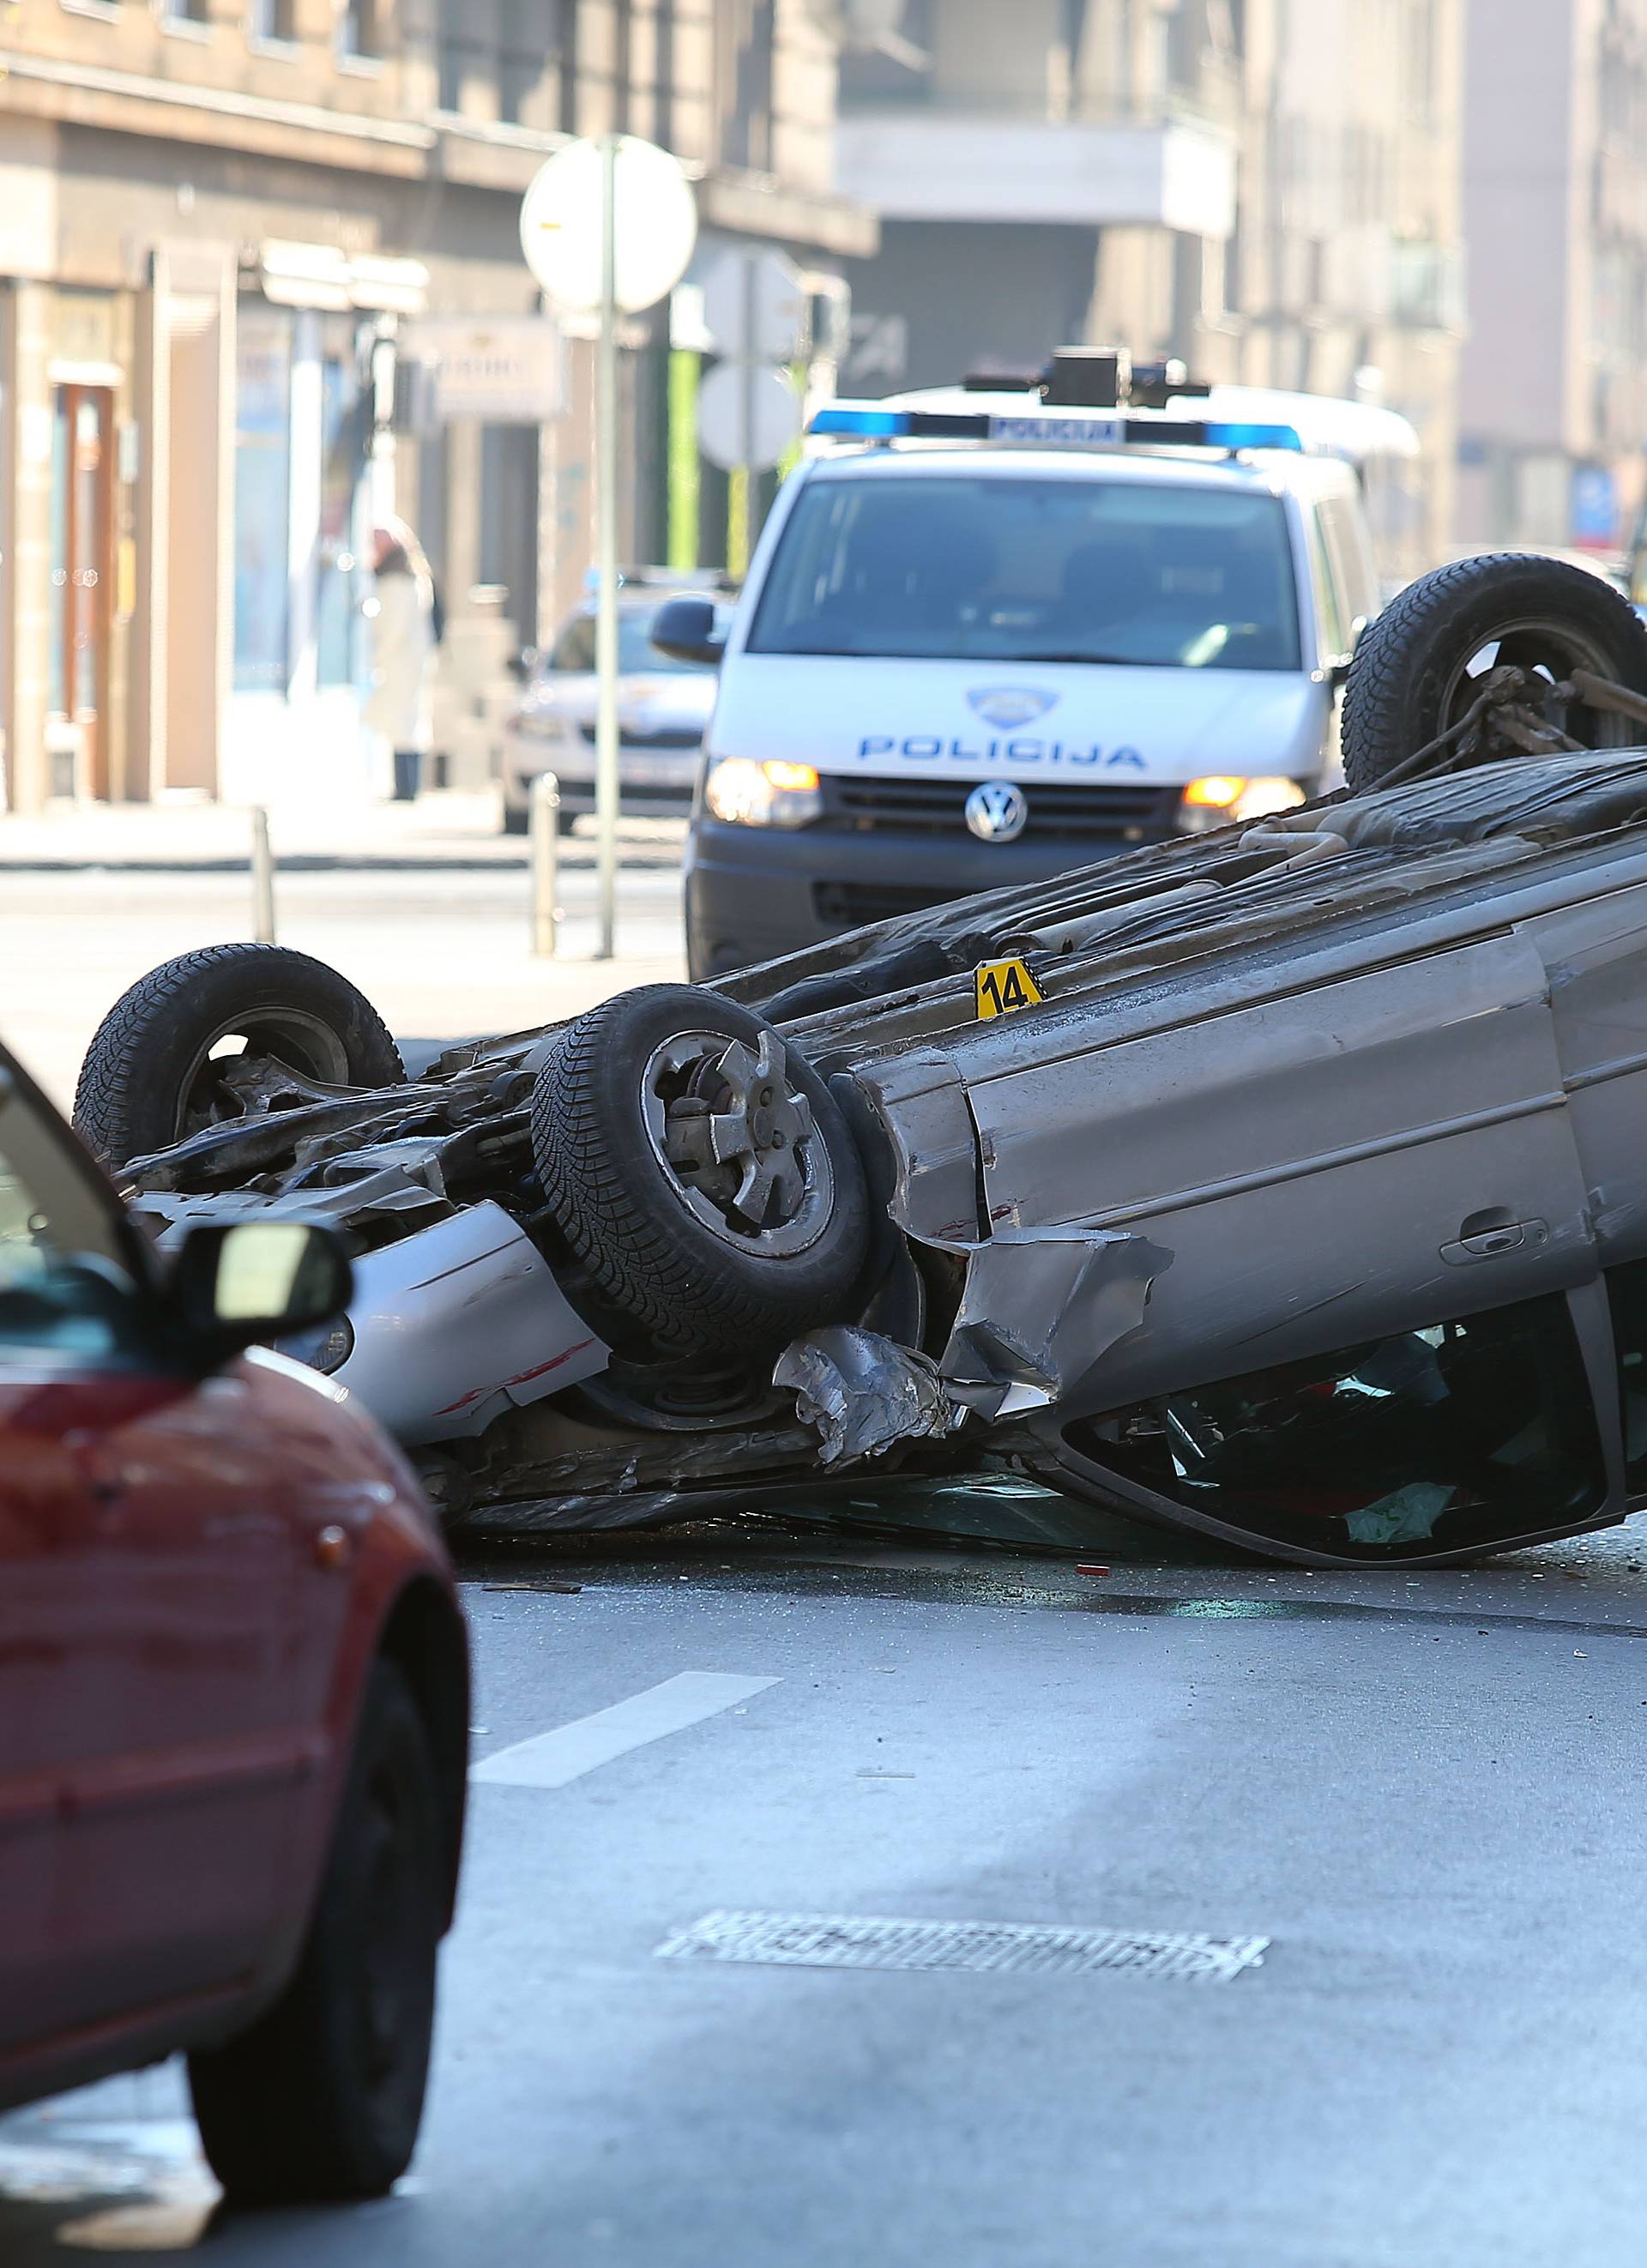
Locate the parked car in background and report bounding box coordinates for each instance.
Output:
[500,572,733,834]
[0,1039,468,2207]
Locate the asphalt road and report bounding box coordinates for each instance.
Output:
[3,1499,1647,2266]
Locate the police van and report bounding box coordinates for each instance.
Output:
[658,353,1397,979]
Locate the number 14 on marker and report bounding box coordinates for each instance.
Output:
[974,957,1045,1021]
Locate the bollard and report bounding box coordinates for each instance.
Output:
[250,805,276,944]
[530,771,560,957]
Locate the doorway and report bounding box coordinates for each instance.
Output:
[48,384,114,800]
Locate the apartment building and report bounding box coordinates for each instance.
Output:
[834,0,1464,579]
[1238,0,1467,576]
[833,0,1245,395]
[0,0,872,810]
[1457,0,1647,557]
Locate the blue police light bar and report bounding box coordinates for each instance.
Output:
[808,403,1304,453]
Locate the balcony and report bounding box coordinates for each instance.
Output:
[833,112,1237,238]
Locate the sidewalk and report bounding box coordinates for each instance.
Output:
[0,792,688,872]
[1,793,691,1112]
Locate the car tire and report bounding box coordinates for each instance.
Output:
[187,1661,444,2209]
[530,983,871,1354]
[1342,552,1647,793]
[72,943,404,1168]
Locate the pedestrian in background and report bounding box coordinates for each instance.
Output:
[365,519,437,802]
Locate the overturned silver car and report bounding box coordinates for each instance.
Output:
[74,555,1647,1567]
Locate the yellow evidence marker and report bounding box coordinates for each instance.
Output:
[974,956,1045,1021]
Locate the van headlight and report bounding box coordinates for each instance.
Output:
[1179,776,1307,832]
[703,757,823,829]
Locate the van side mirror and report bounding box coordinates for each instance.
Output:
[170,1220,353,1360]
[651,596,725,667]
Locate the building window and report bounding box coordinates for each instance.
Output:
[161,0,212,25]
[250,0,296,39]
[339,0,383,62]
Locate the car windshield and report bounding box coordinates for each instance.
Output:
[748,473,1302,671]
[549,608,716,676]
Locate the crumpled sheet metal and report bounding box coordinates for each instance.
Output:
[936,1225,1173,1420]
[774,1326,962,1467]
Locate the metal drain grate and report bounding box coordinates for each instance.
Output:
[655,1910,1268,1984]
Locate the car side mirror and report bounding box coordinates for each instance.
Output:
[651,596,725,667]
[169,1220,353,1360]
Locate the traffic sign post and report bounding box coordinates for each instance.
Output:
[594,134,620,959]
[696,363,804,476]
[520,137,696,959]
[698,247,807,569]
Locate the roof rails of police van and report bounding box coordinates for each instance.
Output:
[961,347,1215,411]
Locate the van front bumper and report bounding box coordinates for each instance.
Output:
[683,814,1176,979]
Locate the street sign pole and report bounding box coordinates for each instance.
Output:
[594,132,620,962]
[518,136,696,958]
[741,257,759,572]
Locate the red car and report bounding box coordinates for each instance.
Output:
[0,1039,469,2206]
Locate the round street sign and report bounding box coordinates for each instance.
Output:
[700,247,807,365]
[519,136,697,315]
[696,361,804,474]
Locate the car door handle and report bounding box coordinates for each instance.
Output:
[1440,1219,1548,1266]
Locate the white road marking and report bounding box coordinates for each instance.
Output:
[471,1671,781,1790]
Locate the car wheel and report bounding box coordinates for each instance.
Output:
[1342,552,1647,793]
[187,1661,443,2208]
[530,983,871,1354]
[72,944,404,1169]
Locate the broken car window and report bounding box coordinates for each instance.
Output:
[1071,1293,1605,1561]
[1605,1258,1647,1495]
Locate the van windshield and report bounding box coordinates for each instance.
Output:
[748,474,1301,672]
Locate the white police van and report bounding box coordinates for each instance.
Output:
[659,352,1391,979]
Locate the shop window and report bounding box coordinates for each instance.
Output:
[233,308,294,695]
[315,340,371,690]
[1070,1293,1605,1561]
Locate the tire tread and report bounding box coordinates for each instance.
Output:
[531,986,868,1351]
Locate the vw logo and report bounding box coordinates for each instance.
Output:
[965,781,1029,843]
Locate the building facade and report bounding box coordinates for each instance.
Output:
[0,0,872,811]
[1237,0,1467,577]
[1457,0,1647,559]
[834,0,1246,396]
[834,0,1464,580]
